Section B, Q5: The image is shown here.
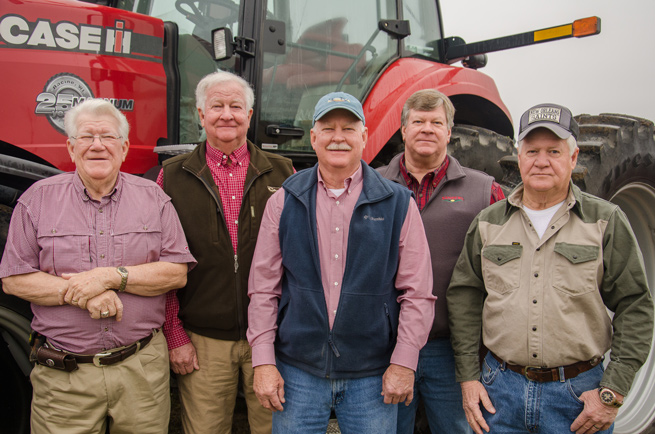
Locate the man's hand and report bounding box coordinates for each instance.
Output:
[461,380,495,434]
[570,389,621,433]
[169,342,200,375]
[253,364,285,412]
[86,290,124,321]
[60,268,115,308]
[381,364,414,405]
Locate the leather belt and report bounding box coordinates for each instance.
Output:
[36,331,155,372]
[491,352,601,382]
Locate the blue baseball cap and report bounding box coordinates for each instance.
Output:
[312,92,365,126]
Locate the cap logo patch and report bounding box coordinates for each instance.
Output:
[528,107,561,124]
[328,97,350,103]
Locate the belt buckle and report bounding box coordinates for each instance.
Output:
[93,352,111,367]
[523,366,540,381]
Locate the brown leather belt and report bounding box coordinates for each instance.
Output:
[491,352,601,382]
[36,331,155,372]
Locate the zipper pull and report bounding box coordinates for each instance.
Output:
[234,254,239,273]
[328,336,340,357]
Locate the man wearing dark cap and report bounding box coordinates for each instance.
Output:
[447,103,653,434]
[247,92,436,433]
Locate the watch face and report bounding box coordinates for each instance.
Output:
[118,266,128,275]
[600,389,617,406]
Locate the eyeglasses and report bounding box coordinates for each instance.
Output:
[71,134,123,145]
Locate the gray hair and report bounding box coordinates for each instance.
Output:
[195,70,254,112]
[64,99,129,141]
[518,132,578,155]
[401,89,455,129]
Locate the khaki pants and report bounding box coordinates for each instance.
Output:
[30,331,170,434]
[177,332,272,434]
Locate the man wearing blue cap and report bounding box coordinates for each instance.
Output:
[448,103,653,434]
[247,92,437,433]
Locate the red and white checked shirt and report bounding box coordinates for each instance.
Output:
[399,155,505,209]
[158,142,250,350]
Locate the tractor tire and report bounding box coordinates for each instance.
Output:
[499,113,655,434]
[449,125,515,183]
[0,204,33,434]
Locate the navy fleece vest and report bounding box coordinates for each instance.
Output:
[277,162,412,379]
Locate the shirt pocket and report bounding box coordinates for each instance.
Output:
[552,243,599,296]
[38,228,93,274]
[481,244,523,294]
[113,223,163,266]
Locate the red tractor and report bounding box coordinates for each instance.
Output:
[1,0,654,432]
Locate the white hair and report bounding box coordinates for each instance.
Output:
[518,132,577,155]
[195,70,254,112]
[64,99,129,142]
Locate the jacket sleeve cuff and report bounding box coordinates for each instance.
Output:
[454,354,481,383]
[600,361,638,397]
[251,343,277,368]
[390,342,420,371]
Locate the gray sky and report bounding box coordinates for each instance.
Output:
[440,0,655,139]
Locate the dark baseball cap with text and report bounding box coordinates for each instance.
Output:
[518,103,579,141]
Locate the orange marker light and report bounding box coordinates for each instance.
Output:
[573,17,601,38]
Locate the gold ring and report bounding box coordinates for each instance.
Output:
[101,311,110,317]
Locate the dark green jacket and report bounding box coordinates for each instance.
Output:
[163,140,294,340]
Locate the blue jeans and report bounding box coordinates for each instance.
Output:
[397,338,471,434]
[481,352,613,434]
[273,359,396,434]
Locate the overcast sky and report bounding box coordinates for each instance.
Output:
[440,0,655,139]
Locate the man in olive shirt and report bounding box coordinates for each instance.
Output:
[447,103,653,434]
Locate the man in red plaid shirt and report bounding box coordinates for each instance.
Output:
[157,70,294,434]
[377,89,504,434]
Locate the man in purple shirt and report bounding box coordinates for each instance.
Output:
[247,92,436,433]
[0,99,196,434]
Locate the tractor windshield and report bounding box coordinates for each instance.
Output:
[116,0,443,152]
[260,0,443,154]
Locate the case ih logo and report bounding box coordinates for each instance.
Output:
[0,14,131,54]
[35,73,134,135]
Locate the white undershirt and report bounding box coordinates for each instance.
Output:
[523,201,565,238]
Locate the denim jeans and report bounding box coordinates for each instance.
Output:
[397,338,472,434]
[481,352,613,434]
[272,359,396,434]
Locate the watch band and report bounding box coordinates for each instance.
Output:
[116,266,128,292]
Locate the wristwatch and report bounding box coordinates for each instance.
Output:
[599,387,623,408]
[116,266,128,292]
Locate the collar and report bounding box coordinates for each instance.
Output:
[73,170,121,202]
[507,181,582,218]
[317,164,364,193]
[205,141,249,167]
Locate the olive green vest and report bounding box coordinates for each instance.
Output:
[163,140,294,340]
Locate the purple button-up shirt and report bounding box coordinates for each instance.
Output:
[0,172,196,353]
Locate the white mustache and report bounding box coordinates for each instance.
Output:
[326,143,352,151]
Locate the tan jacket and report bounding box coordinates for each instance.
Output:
[448,183,653,396]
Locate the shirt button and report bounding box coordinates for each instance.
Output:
[333,310,337,315]
[336,201,340,205]
[229,173,233,177]
[99,230,104,235]
[104,327,109,331]
[532,353,538,358]
[100,254,105,259]
[532,326,537,331]
[235,220,238,225]
[232,196,236,200]
[99,208,103,213]
[334,254,339,259]
[536,247,540,251]
[533,299,538,304]
[335,227,340,232]
[534,273,539,278]
[334,282,338,286]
